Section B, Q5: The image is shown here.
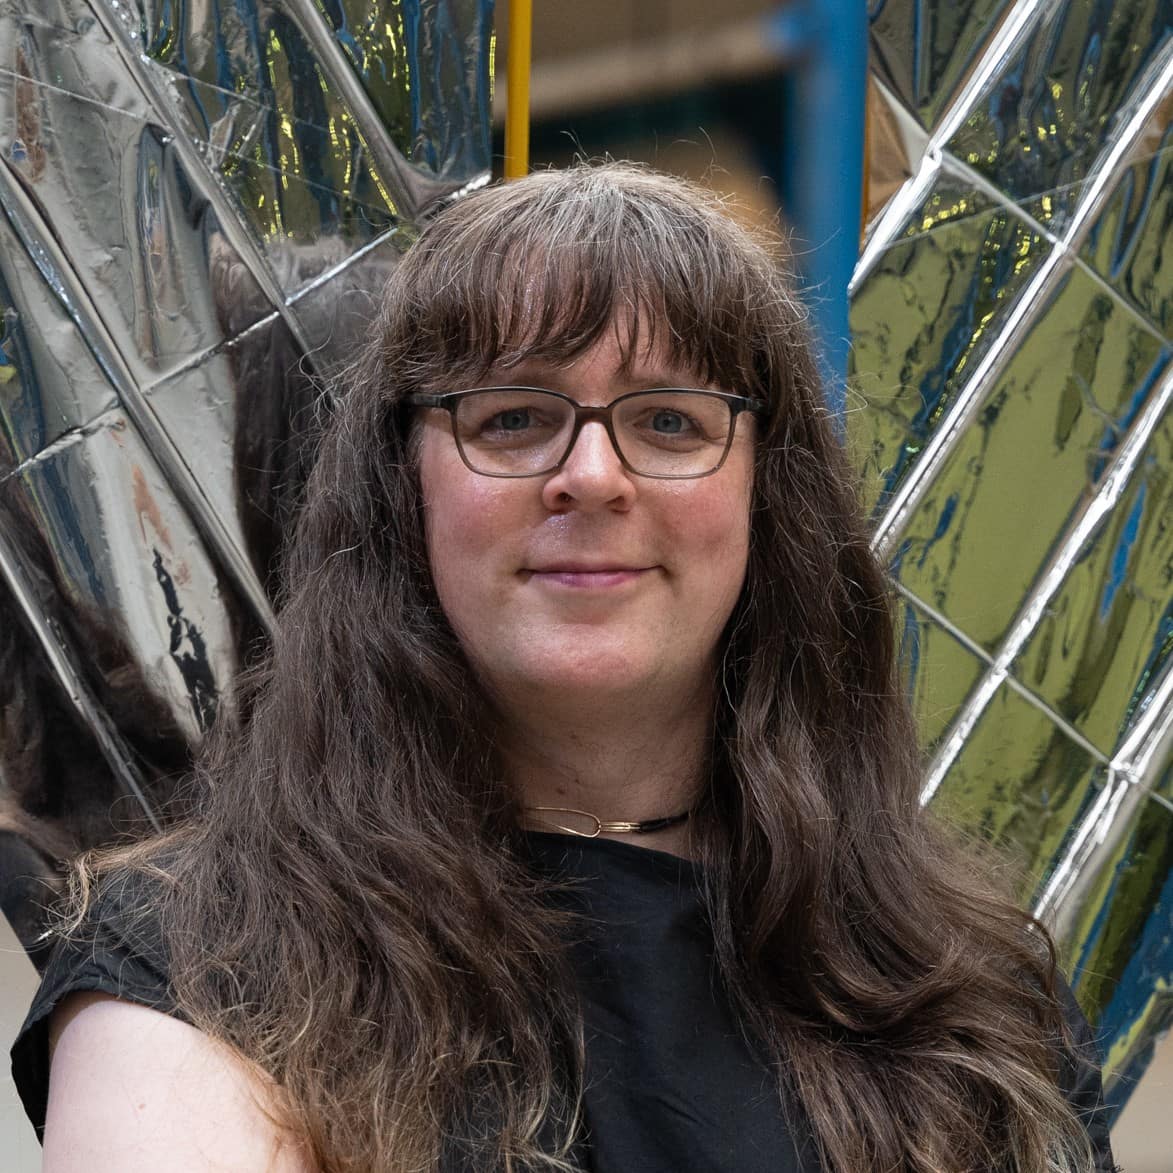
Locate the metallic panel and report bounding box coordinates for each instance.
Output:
[1079,106,1173,339]
[0,203,117,475]
[140,352,256,567]
[928,678,1108,902]
[102,0,404,299]
[848,166,1050,516]
[311,0,495,187]
[895,589,991,754]
[867,0,1016,132]
[286,232,411,379]
[1014,407,1173,759]
[859,0,1173,1133]
[1,408,241,748]
[886,267,1167,654]
[0,0,494,958]
[0,48,272,387]
[945,0,1171,234]
[1050,791,1173,1116]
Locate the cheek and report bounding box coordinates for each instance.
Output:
[663,478,753,605]
[419,438,521,616]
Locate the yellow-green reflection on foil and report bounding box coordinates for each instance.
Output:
[895,592,990,754]
[847,173,1049,517]
[1080,118,1173,339]
[887,268,1167,654]
[927,683,1107,902]
[1014,409,1173,758]
[1053,794,1173,1105]
[858,0,1172,1138]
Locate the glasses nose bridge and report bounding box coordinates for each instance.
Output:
[560,401,624,468]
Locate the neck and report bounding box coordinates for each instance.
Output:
[497,681,711,857]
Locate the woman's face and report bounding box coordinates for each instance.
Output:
[417,323,756,710]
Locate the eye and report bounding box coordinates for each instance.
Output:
[648,409,692,435]
[487,408,534,432]
[630,407,704,441]
[460,394,566,446]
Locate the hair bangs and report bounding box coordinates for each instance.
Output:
[396,168,771,396]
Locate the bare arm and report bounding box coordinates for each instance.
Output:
[43,993,315,1173]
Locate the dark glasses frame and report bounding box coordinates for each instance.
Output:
[406,386,768,479]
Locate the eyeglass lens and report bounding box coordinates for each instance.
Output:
[452,389,734,477]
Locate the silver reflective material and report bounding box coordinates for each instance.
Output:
[853,0,1172,1136]
[0,0,492,917]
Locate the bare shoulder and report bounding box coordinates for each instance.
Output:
[43,992,316,1173]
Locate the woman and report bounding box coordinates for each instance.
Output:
[12,162,1115,1173]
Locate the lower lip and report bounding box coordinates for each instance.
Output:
[528,569,651,589]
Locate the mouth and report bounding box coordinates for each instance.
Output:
[524,565,655,589]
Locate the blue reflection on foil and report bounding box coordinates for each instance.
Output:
[1100,486,1145,620]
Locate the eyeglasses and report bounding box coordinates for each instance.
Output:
[407,386,766,479]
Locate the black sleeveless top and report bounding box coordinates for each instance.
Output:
[10,833,1116,1171]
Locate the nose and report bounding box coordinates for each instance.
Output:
[539,419,636,512]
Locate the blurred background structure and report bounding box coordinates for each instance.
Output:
[0,1,1169,1168]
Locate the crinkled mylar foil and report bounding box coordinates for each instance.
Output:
[0,0,492,955]
[856,0,1172,1131]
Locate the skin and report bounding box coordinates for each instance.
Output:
[43,992,312,1172]
[41,318,756,1169]
[419,320,756,853]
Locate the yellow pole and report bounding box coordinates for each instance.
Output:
[504,0,532,179]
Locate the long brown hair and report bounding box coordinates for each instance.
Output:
[75,162,1095,1172]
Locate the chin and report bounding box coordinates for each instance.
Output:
[501,639,666,698]
[531,661,654,697]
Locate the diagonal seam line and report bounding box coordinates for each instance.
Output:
[140,225,406,394]
[895,582,1113,767]
[893,581,997,668]
[856,138,1173,260]
[85,0,317,360]
[287,225,408,306]
[3,67,407,222]
[916,360,1173,803]
[0,151,277,633]
[928,0,1065,158]
[983,361,1173,679]
[0,518,163,831]
[1030,767,1135,923]
[0,403,123,489]
[1059,45,1173,247]
[856,0,1060,282]
[138,311,281,393]
[0,63,383,148]
[1114,659,1173,778]
[1001,674,1112,767]
[870,48,1173,559]
[870,240,1070,561]
[0,66,132,119]
[277,0,421,219]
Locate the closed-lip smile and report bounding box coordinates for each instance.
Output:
[525,563,655,587]
[529,562,650,574]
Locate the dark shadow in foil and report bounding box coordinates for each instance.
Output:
[0,493,191,965]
